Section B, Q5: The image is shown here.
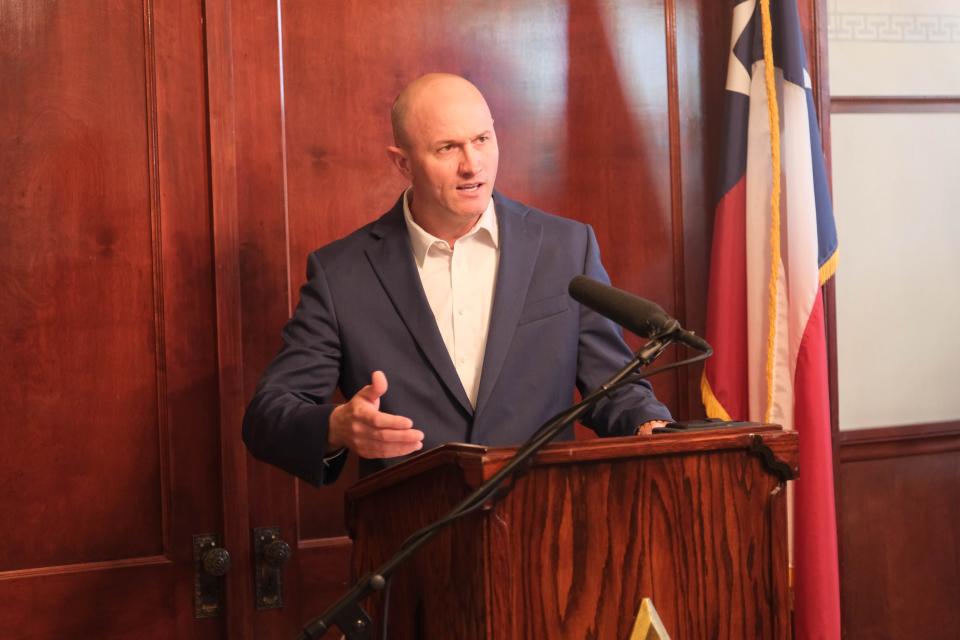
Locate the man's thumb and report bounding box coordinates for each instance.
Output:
[356,370,388,403]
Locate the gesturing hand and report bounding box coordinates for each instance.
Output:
[327,371,425,459]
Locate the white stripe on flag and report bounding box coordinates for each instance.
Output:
[778,79,821,429]
[744,62,775,422]
[725,0,758,96]
[742,62,825,427]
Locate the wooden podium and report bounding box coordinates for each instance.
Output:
[345,424,797,639]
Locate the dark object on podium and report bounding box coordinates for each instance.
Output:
[652,419,755,433]
[345,424,797,639]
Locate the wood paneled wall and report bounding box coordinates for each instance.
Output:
[0,0,835,638]
[0,1,223,636]
[836,423,960,639]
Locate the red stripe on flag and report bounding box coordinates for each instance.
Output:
[793,292,842,639]
[703,177,748,420]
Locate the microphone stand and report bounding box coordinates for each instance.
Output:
[297,335,678,640]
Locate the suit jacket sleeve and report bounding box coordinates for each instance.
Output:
[242,252,348,486]
[575,225,674,436]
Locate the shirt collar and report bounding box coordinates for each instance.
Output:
[402,188,499,266]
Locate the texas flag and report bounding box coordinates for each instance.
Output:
[701,0,840,637]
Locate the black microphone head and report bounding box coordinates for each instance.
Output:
[568,275,674,339]
[676,328,713,353]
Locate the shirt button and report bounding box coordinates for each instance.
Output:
[457,309,464,316]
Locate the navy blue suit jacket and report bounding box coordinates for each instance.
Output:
[242,192,672,485]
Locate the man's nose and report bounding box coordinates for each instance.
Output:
[459,146,481,176]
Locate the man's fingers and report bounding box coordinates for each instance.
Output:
[341,411,424,457]
[354,438,424,459]
[349,411,422,440]
[368,410,415,430]
[635,420,669,435]
[351,402,414,430]
[362,426,424,443]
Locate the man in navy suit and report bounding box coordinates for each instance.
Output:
[242,73,672,485]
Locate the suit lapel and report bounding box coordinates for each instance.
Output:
[365,202,473,415]
[475,194,542,413]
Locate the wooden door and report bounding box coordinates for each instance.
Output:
[0,2,228,637]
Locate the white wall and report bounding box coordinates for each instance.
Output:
[831,113,960,429]
[828,0,960,95]
[829,0,960,430]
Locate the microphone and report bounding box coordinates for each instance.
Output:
[568,275,711,352]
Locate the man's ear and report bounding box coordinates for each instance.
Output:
[386,146,411,179]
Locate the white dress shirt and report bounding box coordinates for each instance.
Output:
[403,190,499,408]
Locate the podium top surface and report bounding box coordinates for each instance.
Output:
[347,423,797,502]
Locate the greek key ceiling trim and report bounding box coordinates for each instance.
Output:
[828,11,960,43]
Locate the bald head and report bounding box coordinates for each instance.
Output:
[391,73,493,149]
[384,73,499,244]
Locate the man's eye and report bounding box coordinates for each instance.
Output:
[476,136,489,143]
[438,145,453,153]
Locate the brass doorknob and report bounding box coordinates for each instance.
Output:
[202,546,232,576]
[263,538,292,568]
[253,526,291,609]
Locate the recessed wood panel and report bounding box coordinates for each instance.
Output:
[0,1,163,571]
[226,3,306,635]
[0,559,184,639]
[837,424,960,639]
[677,0,731,419]
[1,0,223,636]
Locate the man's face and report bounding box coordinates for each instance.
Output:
[389,81,499,234]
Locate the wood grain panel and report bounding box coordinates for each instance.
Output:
[298,454,360,540]
[346,432,795,639]
[839,421,960,462]
[348,463,496,640]
[220,1,304,635]
[560,0,679,411]
[676,0,731,419]
[153,0,223,563]
[0,0,162,572]
[0,559,189,639]
[498,453,786,639]
[150,8,225,638]
[297,537,353,629]
[0,1,222,637]
[837,424,960,640]
[202,0,259,635]
[664,0,688,413]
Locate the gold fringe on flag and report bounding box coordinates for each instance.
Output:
[759,0,782,424]
[700,372,733,422]
[819,249,839,286]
